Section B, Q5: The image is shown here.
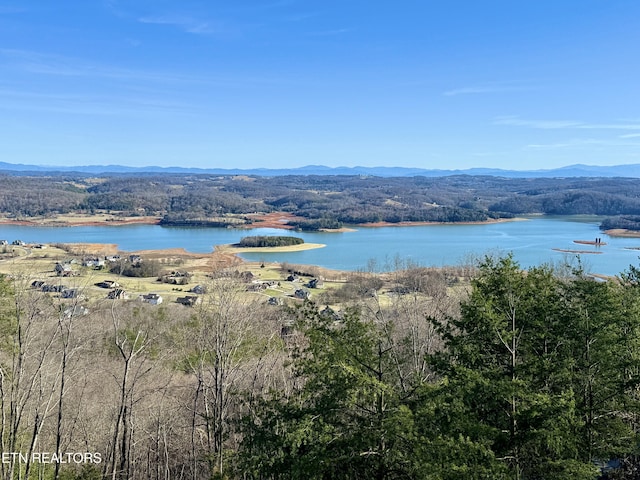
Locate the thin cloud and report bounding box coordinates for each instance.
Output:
[526,142,580,149]
[0,49,309,90]
[138,15,217,35]
[0,48,201,83]
[494,116,582,129]
[526,139,640,149]
[306,28,352,37]
[495,116,640,132]
[443,85,535,96]
[0,88,194,116]
[619,133,640,138]
[577,123,640,130]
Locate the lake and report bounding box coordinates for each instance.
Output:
[1,216,639,276]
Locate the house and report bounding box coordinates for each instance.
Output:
[11,240,26,246]
[63,305,89,318]
[281,319,295,338]
[247,280,278,292]
[31,280,45,289]
[247,283,267,292]
[42,284,65,293]
[0,240,8,246]
[54,263,73,277]
[307,278,324,289]
[239,271,254,282]
[176,296,202,307]
[320,306,342,321]
[96,280,120,289]
[160,271,191,285]
[61,288,83,299]
[107,289,128,300]
[294,289,311,300]
[139,293,162,305]
[189,285,207,294]
[82,257,105,268]
[129,255,142,265]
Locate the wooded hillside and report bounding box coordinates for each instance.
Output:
[2,256,640,478]
[2,173,640,228]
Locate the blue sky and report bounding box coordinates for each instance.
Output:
[1,1,639,170]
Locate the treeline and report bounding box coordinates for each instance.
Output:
[238,235,304,247]
[3,173,640,226]
[600,215,640,232]
[286,217,344,231]
[108,259,163,277]
[158,215,251,227]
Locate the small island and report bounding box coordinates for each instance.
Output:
[237,235,305,248]
[219,235,325,253]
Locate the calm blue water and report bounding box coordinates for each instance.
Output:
[1,216,639,276]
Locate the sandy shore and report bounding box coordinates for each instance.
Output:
[552,248,603,254]
[56,244,243,271]
[0,212,523,231]
[0,215,161,227]
[604,229,640,238]
[216,243,326,253]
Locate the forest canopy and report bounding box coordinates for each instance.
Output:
[2,254,640,478]
[2,173,640,229]
[238,256,640,479]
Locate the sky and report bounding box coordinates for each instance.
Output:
[1,0,639,171]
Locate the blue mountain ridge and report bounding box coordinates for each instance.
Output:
[1,161,640,178]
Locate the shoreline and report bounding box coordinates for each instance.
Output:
[358,217,526,228]
[552,248,604,255]
[0,214,524,230]
[0,216,162,227]
[0,214,353,231]
[604,228,640,238]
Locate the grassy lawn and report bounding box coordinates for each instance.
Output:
[0,242,460,313]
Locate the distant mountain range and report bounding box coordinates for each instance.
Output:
[2,161,640,178]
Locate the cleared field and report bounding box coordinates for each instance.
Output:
[0,242,337,307]
[0,241,467,316]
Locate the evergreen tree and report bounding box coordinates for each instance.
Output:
[431,255,599,479]
[238,305,419,479]
[238,256,640,479]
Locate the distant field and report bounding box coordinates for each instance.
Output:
[0,240,469,317]
[0,243,337,307]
